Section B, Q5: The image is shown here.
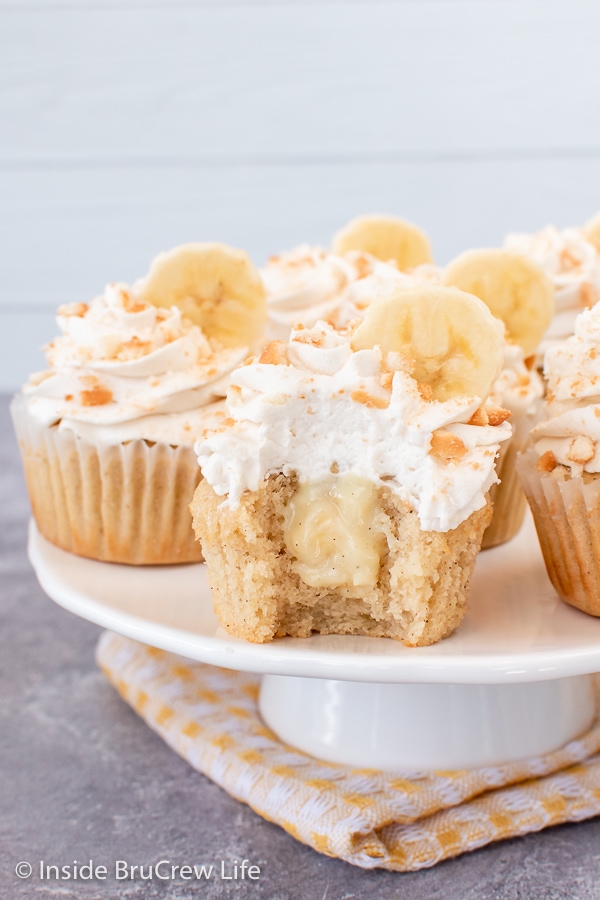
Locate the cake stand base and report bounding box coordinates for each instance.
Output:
[259,674,596,770]
[28,521,600,772]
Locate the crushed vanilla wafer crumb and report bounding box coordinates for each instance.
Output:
[417,382,433,402]
[58,302,89,318]
[468,406,512,427]
[536,450,558,473]
[80,385,113,406]
[566,435,595,466]
[429,431,468,463]
[350,389,389,409]
[259,341,288,366]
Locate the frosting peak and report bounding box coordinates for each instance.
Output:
[23,282,247,445]
[532,301,600,474]
[261,246,354,338]
[260,246,432,338]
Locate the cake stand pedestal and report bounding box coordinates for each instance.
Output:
[259,674,595,769]
[28,513,600,771]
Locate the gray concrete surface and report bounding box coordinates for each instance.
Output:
[2,394,600,900]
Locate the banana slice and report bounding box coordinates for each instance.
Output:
[332,214,433,271]
[350,286,504,402]
[443,249,553,358]
[582,211,600,252]
[139,243,267,349]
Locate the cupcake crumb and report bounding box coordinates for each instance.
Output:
[80,385,113,406]
[429,431,468,463]
[417,382,433,402]
[566,435,595,466]
[536,450,558,473]
[350,389,389,409]
[379,371,394,391]
[58,302,89,318]
[260,341,288,366]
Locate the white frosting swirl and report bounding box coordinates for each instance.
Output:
[195,322,511,532]
[489,343,543,418]
[261,247,438,337]
[261,246,355,339]
[504,226,600,346]
[331,254,426,328]
[22,283,247,446]
[532,301,600,474]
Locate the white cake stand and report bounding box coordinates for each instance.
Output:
[28,513,600,771]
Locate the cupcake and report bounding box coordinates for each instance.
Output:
[517,300,600,616]
[260,244,418,341]
[443,249,552,547]
[332,213,433,271]
[481,345,544,547]
[261,216,435,343]
[191,285,510,646]
[503,225,600,357]
[582,210,600,252]
[331,257,443,331]
[260,245,357,341]
[13,243,266,564]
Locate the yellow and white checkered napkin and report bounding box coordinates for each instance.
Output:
[97,632,600,872]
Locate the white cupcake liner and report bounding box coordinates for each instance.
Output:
[482,406,537,550]
[11,394,203,565]
[517,447,600,616]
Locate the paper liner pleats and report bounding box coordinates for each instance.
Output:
[481,398,543,550]
[11,395,202,564]
[517,448,600,616]
[482,437,528,549]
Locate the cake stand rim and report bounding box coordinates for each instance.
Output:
[27,520,600,686]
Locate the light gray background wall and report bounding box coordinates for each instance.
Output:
[2,0,599,389]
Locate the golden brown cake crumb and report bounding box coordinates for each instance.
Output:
[566,435,595,466]
[350,389,388,409]
[191,476,491,646]
[259,341,288,365]
[80,385,113,406]
[417,382,433,402]
[536,449,558,473]
[468,406,511,427]
[429,431,468,463]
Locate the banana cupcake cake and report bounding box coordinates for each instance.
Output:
[13,243,267,564]
[191,284,511,646]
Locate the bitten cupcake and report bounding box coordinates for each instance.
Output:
[191,285,510,646]
[13,243,266,564]
[517,300,600,617]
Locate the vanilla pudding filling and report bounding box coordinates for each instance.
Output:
[283,474,386,589]
[22,282,247,445]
